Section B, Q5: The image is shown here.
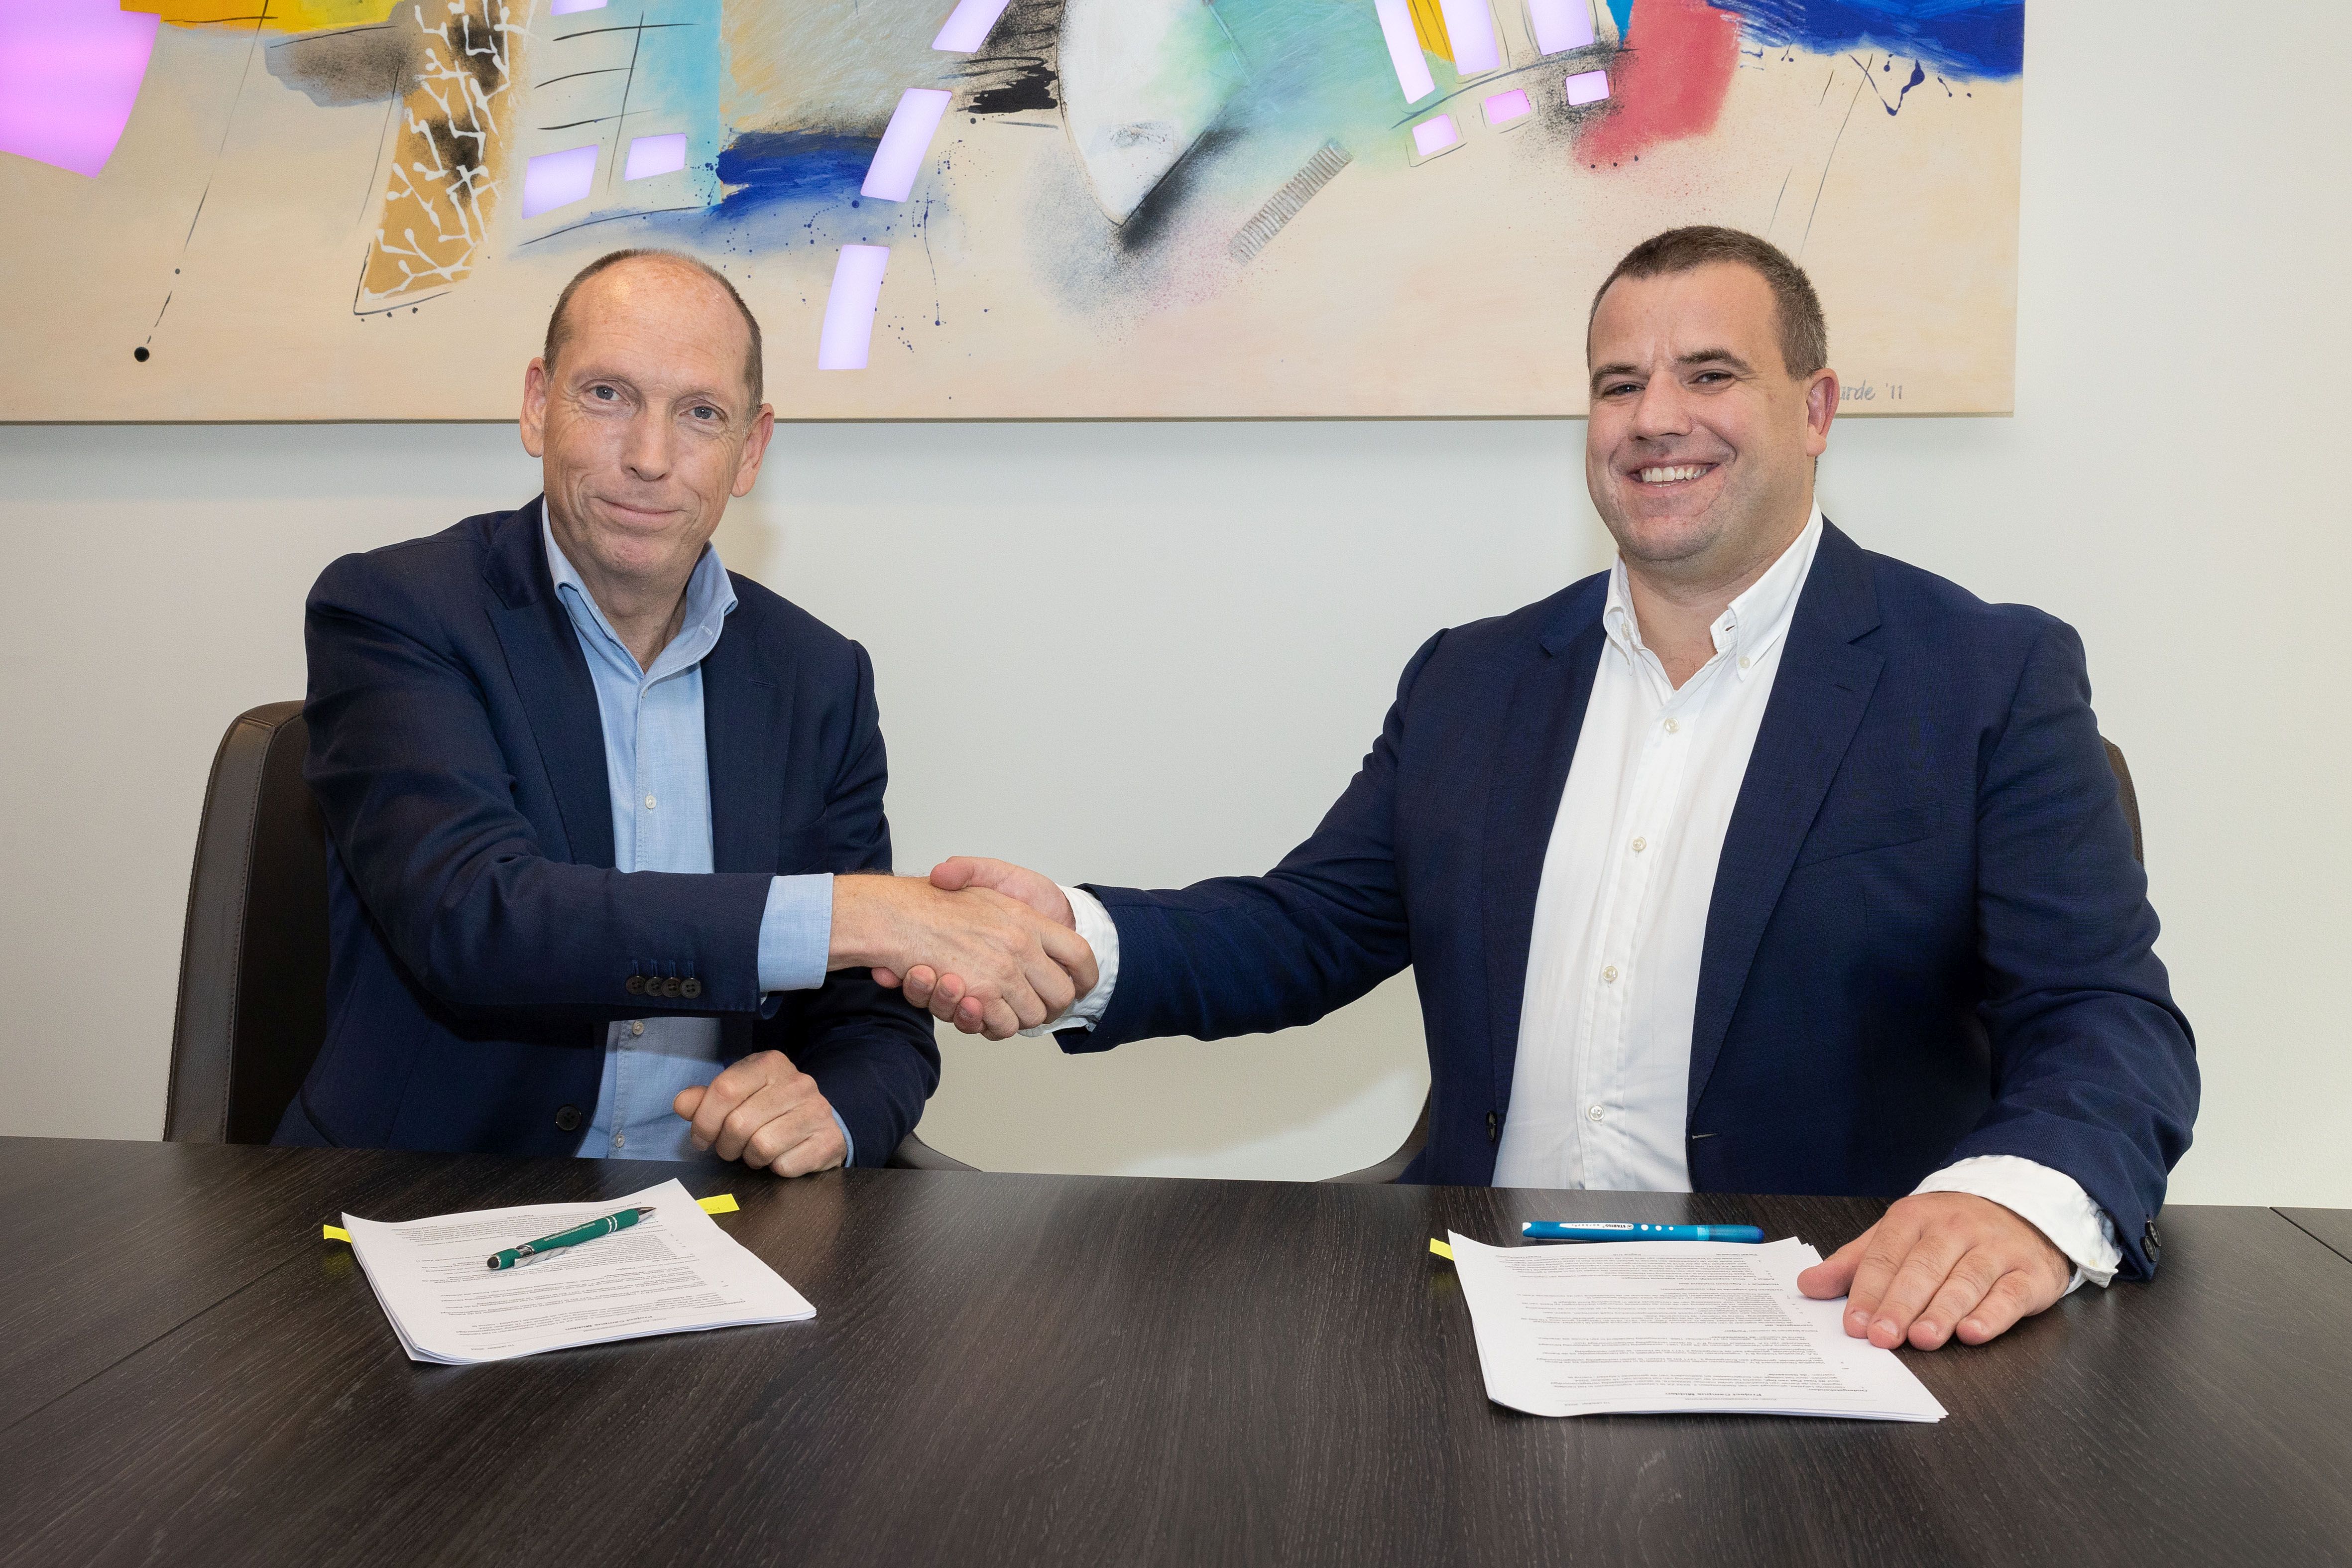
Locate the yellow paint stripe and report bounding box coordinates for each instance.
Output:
[1429,1237,1453,1260]
[1408,0,1454,62]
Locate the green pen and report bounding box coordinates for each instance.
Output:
[486,1206,655,1270]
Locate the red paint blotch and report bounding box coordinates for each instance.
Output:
[1579,0,1743,164]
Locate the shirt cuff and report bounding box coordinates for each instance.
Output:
[756,873,834,994]
[1019,884,1119,1037]
[830,1106,855,1169]
[1911,1154,2122,1292]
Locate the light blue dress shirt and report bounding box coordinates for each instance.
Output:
[542,519,848,1166]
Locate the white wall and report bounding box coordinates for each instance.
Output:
[3,0,2346,1204]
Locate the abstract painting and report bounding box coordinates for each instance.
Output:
[0,0,2024,419]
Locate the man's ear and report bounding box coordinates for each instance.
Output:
[731,403,777,498]
[1803,367,1839,457]
[520,357,551,458]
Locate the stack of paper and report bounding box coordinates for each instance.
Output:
[1446,1232,1947,1422]
[343,1179,813,1364]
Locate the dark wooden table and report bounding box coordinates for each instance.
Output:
[2282,1206,2352,1268]
[0,1138,2346,1568]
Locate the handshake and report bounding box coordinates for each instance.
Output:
[829,858,1089,1039]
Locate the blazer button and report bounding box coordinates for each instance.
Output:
[662,975,684,998]
[681,977,702,999]
[625,974,645,995]
[1486,1111,1501,1144]
[555,1104,583,1133]
[2143,1219,2162,1255]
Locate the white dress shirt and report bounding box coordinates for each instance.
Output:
[1052,510,2119,1288]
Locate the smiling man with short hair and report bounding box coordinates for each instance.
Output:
[278,248,1094,1175]
[892,226,2199,1351]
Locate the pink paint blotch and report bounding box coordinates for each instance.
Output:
[0,0,160,178]
[1577,0,1741,164]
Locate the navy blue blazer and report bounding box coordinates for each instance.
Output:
[283,500,938,1162]
[1071,522,2196,1278]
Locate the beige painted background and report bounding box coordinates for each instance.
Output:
[1,0,2346,1205]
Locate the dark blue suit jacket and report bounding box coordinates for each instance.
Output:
[1072,522,2196,1277]
[280,500,938,1162]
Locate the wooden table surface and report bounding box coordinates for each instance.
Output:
[2281,1206,2352,1268]
[0,1137,2346,1568]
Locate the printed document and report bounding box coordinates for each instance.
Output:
[343,1179,812,1364]
[1447,1232,1946,1421]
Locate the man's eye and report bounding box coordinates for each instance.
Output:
[590,385,618,401]
[691,405,718,420]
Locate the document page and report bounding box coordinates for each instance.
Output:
[1447,1232,1945,1422]
[343,1179,812,1364]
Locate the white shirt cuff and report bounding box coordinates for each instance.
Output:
[1020,885,1119,1037]
[1911,1153,2122,1292]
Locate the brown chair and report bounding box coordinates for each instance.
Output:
[1317,735,2149,1185]
[163,700,968,1169]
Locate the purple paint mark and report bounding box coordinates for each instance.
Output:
[1371,0,1437,105]
[1436,0,1501,74]
[548,0,607,15]
[1410,114,1460,158]
[932,0,1013,52]
[861,88,951,202]
[0,0,160,179]
[1565,68,1610,106]
[1527,0,1597,54]
[522,145,599,217]
[624,132,687,181]
[1483,87,1531,126]
[818,244,890,370]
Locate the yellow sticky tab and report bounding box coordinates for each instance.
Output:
[323,1224,351,1243]
[1429,1238,1453,1261]
[697,1194,739,1215]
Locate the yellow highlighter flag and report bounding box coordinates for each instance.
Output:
[1429,1238,1453,1261]
[324,1194,733,1242]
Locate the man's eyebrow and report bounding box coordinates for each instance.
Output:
[1675,347,1755,373]
[1589,361,1641,391]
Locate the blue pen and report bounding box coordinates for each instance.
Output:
[1522,1221,1765,1243]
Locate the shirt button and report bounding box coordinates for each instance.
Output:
[613,1133,626,1150]
[630,1020,645,1037]
[1587,1105,1606,1122]
[1663,718,1679,733]
[644,794,657,810]
[1738,655,1751,669]
[1631,837,1646,853]
[1602,965,1619,983]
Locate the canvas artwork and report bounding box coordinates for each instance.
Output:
[0,0,2024,420]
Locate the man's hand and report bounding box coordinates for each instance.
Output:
[673,1050,845,1176]
[834,872,1093,1040]
[871,858,1075,1037]
[1797,1192,2073,1349]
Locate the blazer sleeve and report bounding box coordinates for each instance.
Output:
[1946,617,2199,1278]
[1065,632,1445,1052]
[304,549,776,1016]
[755,640,941,1167]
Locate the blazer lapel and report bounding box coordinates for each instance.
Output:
[1482,600,1609,1119]
[1686,522,1884,1116]
[702,590,793,875]
[484,500,614,868]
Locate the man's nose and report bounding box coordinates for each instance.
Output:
[621,413,673,481]
[1628,375,1692,441]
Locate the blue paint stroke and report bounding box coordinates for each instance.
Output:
[1710,0,2023,79]
[710,130,877,216]
[1607,0,1635,39]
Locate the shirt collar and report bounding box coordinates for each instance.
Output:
[542,508,737,682]
[1603,505,1823,684]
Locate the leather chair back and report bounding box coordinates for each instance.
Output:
[165,703,329,1144]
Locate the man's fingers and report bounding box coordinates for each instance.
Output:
[743,1098,833,1171]
[769,1125,845,1178]
[1038,923,1098,998]
[930,856,987,891]
[1842,1213,1928,1335]
[1861,1235,1969,1349]
[1797,1233,1867,1300]
[673,1085,706,1120]
[1909,1250,2006,1349]
[901,965,939,1008]
[871,966,902,990]
[925,971,968,1024]
[688,1060,763,1151]
[1956,1270,2047,1345]
[714,1082,800,1162]
[980,995,1023,1040]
